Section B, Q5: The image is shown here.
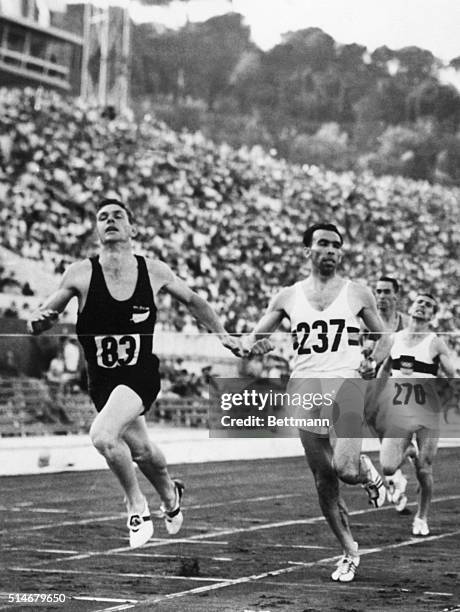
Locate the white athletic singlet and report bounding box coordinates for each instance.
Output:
[380,331,440,432]
[286,280,362,377]
[390,331,439,378]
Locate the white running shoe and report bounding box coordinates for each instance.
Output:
[412,517,429,536]
[160,479,185,535]
[385,469,408,512]
[331,544,360,582]
[361,454,386,508]
[394,493,408,513]
[127,499,154,549]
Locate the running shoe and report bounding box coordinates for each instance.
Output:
[412,517,429,536]
[392,470,408,513]
[331,545,360,582]
[394,493,408,513]
[127,499,154,549]
[386,469,408,513]
[361,454,386,508]
[160,479,185,535]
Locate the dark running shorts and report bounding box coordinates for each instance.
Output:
[87,358,161,415]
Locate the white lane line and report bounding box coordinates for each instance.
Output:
[4,547,79,554]
[187,493,301,510]
[146,539,230,545]
[0,506,69,513]
[265,544,333,550]
[117,552,233,562]
[256,580,379,591]
[94,526,460,610]
[92,553,342,611]
[9,567,232,583]
[0,514,125,535]
[73,597,139,604]
[33,493,460,566]
[0,494,301,535]
[92,606,134,612]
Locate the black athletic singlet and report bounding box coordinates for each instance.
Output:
[76,255,160,413]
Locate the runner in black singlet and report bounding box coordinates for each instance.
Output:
[28,198,243,549]
[76,254,160,414]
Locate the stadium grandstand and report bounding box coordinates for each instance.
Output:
[0,83,459,436]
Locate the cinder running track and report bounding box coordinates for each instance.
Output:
[1,449,459,611]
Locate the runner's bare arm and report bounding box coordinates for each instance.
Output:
[371,352,394,399]
[434,337,456,377]
[355,284,384,341]
[376,355,392,377]
[153,261,243,357]
[27,262,84,335]
[246,289,290,355]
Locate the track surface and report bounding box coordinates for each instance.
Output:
[1,449,460,612]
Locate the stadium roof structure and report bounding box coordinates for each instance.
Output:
[0,12,82,91]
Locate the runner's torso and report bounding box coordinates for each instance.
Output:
[286,280,362,377]
[390,331,438,379]
[76,255,157,378]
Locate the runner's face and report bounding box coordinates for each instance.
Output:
[409,295,436,322]
[306,229,343,275]
[96,204,133,243]
[375,281,397,313]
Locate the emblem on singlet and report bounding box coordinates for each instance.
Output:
[131,306,150,324]
[399,355,415,376]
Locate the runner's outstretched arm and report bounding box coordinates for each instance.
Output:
[245,290,289,355]
[161,272,243,357]
[27,264,81,335]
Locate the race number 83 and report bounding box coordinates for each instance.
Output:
[95,334,140,368]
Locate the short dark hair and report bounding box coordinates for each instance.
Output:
[302,223,343,247]
[96,198,134,223]
[417,293,438,314]
[378,276,399,294]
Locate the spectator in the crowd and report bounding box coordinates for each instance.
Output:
[0,349,20,377]
[45,348,65,387]
[43,347,71,423]
[2,301,19,318]
[22,282,34,296]
[61,336,81,392]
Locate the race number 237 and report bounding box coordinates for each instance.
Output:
[95,334,140,368]
[292,319,345,354]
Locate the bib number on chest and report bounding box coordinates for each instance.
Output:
[392,382,427,406]
[95,334,140,368]
[292,319,345,354]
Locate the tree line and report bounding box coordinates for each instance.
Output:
[130,13,460,182]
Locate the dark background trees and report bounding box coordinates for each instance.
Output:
[127,13,460,183]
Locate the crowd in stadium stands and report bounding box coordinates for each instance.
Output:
[0,87,459,356]
[0,264,34,318]
[159,358,213,399]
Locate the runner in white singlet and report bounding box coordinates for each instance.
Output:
[377,293,455,536]
[246,223,385,583]
[363,276,411,513]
